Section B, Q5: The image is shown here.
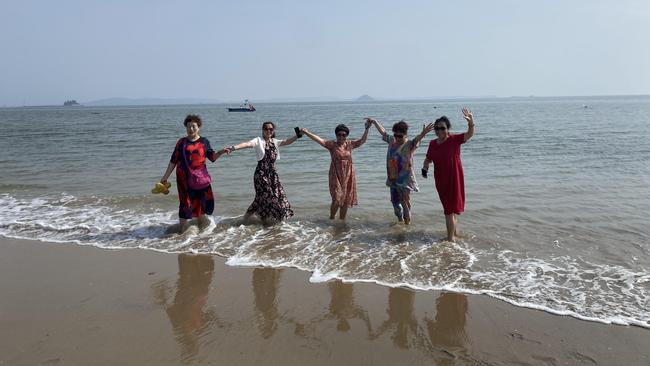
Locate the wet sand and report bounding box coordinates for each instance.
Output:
[0,238,648,366]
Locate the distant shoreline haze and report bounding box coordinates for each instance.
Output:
[2,94,650,108]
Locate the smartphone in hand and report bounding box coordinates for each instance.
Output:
[421,168,428,178]
[294,127,303,138]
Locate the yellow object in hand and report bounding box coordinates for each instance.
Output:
[151,182,172,195]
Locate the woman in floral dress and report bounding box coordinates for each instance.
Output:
[226,121,299,223]
[300,122,371,220]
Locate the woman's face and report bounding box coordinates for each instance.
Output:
[335,130,348,143]
[186,122,200,138]
[434,122,449,139]
[262,123,274,139]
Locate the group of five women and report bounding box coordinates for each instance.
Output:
[160,109,475,242]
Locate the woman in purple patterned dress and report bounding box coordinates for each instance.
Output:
[226,121,299,223]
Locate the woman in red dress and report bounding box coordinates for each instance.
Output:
[422,108,475,242]
[160,114,228,233]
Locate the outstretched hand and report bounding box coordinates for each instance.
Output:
[421,122,435,135]
[462,108,474,125]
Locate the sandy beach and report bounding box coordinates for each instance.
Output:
[0,238,647,366]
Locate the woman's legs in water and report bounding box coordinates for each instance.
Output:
[339,205,348,220]
[330,202,338,219]
[390,188,412,224]
[445,213,457,242]
[179,218,190,233]
[390,188,404,222]
[402,191,412,225]
[330,201,349,220]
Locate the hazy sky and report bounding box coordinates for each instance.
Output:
[1,0,649,106]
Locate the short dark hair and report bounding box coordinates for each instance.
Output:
[183,114,202,127]
[334,124,349,136]
[392,120,408,134]
[262,121,276,138]
[434,116,451,129]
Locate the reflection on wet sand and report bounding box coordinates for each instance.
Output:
[327,281,371,332]
[153,256,469,363]
[370,288,469,361]
[152,254,217,363]
[252,267,282,339]
[426,293,468,350]
[371,287,424,349]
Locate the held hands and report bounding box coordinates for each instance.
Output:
[364,117,376,129]
[223,145,236,155]
[462,108,474,125]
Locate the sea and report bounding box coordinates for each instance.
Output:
[1,96,648,328]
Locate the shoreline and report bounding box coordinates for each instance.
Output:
[1,237,648,365]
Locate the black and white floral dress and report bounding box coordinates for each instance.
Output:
[246,141,294,221]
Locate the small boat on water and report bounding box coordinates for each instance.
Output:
[228,99,256,112]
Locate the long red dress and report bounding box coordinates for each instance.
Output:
[171,137,217,219]
[425,134,466,215]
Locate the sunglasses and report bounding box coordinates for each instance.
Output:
[263,127,274,131]
[434,126,447,131]
[393,134,405,138]
[336,132,348,137]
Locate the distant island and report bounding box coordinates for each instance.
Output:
[356,94,375,102]
[63,100,80,106]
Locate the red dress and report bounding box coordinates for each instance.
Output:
[171,137,217,219]
[425,134,466,215]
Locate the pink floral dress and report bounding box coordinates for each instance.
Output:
[325,140,363,208]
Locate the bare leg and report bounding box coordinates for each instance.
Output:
[179,218,190,233]
[197,214,210,230]
[330,202,338,220]
[339,205,348,220]
[445,214,457,242]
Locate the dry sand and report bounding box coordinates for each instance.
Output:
[0,238,648,365]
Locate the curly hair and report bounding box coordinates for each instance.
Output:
[392,120,408,134]
[183,114,202,127]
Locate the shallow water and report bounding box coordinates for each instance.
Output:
[1,96,649,327]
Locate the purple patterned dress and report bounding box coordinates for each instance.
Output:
[246,141,294,221]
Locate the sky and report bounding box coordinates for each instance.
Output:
[1,0,649,106]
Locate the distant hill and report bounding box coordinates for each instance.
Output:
[85,97,219,106]
[356,94,375,102]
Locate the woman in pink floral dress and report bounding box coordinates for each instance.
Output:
[301,122,371,220]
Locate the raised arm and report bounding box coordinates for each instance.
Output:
[279,135,298,147]
[366,117,387,138]
[462,107,475,142]
[301,128,328,148]
[352,121,371,149]
[413,122,435,145]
